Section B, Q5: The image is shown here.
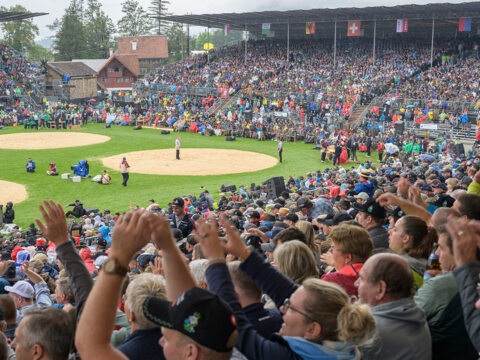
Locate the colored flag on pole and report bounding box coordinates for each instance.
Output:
[396,19,408,33]
[224,24,230,36]
[306,22,315,34]
[262,23,270,35]
[459,17,472,31]
[347,20,361,36]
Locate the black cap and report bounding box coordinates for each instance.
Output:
[353,199,386,219]
[172,197,185,207]
[143,287,237,353]
[297,197,313,210]
[325,213,353,226]
[249,210,260,219]
[432,183,448,191]
[433,194,455,208]
[387,206,404,218]
[137,254,157,269]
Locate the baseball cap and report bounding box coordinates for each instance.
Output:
[420,184,433,192]
[137,254,157,269]
[296,197,313,210]
[387,206,404,218]
[94,255,108,269]
[354,192,369,200]
[5,281,34,298]
[142,287,237,353]
[249,211,260,219]
[278,208,289,216]
[432,183,448,191]
[352,199,386,219]
[325,213,353,226]
[172,197,185,207]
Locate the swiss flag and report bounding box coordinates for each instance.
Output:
[347,20,361,36]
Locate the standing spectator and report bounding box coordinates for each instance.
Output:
[120,157,130,187]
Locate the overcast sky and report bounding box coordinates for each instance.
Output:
[0,0,470,40]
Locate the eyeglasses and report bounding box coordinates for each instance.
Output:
[281,298,317,323]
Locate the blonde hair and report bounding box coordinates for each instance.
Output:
[327,224,373,263]
[296,220,320,253]
[274,240,318,284]
[302,278,375,345]
[126,273,166,329]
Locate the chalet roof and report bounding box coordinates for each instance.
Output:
[117,35,168,59]
[47,62,97,77]
[97,55,140,77]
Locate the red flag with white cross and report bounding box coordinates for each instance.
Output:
[347,20,361,36]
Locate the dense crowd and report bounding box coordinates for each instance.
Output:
[2,35,480,360]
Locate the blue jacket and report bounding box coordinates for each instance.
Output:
[354,182,374,197]
[117,327,165,360]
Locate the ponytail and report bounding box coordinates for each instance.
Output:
[402,215,437,259]
[337,302,376,345]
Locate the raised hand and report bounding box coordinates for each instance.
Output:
[150,256,163,276]
[147,215,175,251]
[446,216,479,267]
[377,193,399,208]
[109,211,151,268]
[219,215,251,261]
[194,218,224,260]
[35,200,69,246]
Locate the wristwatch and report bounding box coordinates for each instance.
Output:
[102,258,128,277]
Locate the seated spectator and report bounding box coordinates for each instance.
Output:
[388,215,436,287]
[354,198,389,248]
[414,225,477,359]
[46,162,58,176]
[320,224,373,296]
[356,253,432,359]
[6,260,52,324]
[25,158,35,173]
[0,294,17,340]
[273,240,318,284]
[11,307,74,360]
[228,261,282,338]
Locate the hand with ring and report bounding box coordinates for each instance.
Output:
[446,216,480,267]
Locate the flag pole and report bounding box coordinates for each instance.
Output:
[287,22,290,62]
[430,15,435,71]
[207,27,210,64]
[244,25,247,64]
[373,18,376,68]
[333,20,337,68]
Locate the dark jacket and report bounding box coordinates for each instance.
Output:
[117,327,165,360]
[3,206,14,224]
[368,226,389,249]
[170,213,195,238]
[68,203,85,218]
[453,261,480,352]
[243,302,283,339]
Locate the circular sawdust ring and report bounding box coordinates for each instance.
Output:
[0,132,110,150]
[0,180,27,204]
[102,148,278,176]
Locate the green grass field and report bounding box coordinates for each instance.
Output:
[0,124,372,227]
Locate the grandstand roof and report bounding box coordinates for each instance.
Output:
[0,10,48,23]
[158,1,480,30]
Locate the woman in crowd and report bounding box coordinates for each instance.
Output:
[319,224,373,296]
[273,240,318,284]
[388,215,437,288]
[199,217,376,360]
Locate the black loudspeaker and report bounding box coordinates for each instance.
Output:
[220,184,237,192]
[105,124,111,128]
[262,177,286,199]
[394,122,404,134]
[161,130,170,134]
[84,207,99,215]
[226,136,235,141]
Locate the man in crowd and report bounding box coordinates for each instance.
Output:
[354,198,389,248]
[356,253,431,359]
[170,197,194,238]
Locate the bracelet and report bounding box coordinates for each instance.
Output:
[207,257,226,266]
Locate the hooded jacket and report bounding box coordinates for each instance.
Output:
[361,297,431,360]
[80,248,96,273]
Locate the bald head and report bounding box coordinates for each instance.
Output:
[430,207,460,232]
[363,253,414,304]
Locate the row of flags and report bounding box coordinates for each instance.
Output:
[223,18,473,37]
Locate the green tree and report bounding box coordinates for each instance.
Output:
[149,0,170,35]
[48,0,87,60]
[166,23,185,62]
[28,43,53,61]
[84,0,116,58]
[0,5,39,54]
[117,0,154,36]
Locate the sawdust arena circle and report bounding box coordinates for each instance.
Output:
[0,132,110,150]
[102,149,278,176]
[0,180,27,204]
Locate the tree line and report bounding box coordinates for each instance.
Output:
[1,0,244,63]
